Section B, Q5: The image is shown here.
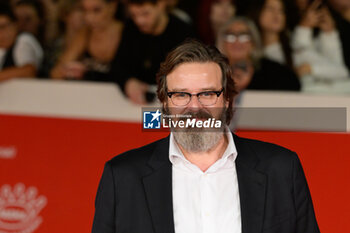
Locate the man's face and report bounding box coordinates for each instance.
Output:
[164,62,228,152]
[0,16,17,49]
[128,2,164,34]
[14,4,40,36]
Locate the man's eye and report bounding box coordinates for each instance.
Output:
[200,92,214,97]
[174,93,187,98]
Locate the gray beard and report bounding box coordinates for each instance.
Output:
[173,129,225,153]
[166,106,227,153]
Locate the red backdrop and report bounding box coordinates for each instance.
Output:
[0,113,349,232]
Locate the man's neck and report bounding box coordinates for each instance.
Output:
[152,13,169,36]
[178,133,228,172]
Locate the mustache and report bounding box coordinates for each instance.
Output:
[177,110,214,121]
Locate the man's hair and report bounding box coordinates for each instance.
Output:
[156,39,237,124]
[124,0,158,5]
[0,3,17,22]
[15,0,45,20]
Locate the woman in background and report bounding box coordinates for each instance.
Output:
[247,0,295,70]
[41,0,85,77]
[217,17,300,92]
[292,0,349,87]
[50,0,122,82]
[197,0,236,45]
[0,3,43,81]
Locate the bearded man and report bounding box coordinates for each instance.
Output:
[92,40,320,233]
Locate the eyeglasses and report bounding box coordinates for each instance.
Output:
[224,33,251,43]
[167,88,224,106]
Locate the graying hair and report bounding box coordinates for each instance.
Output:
[216,16,263,65]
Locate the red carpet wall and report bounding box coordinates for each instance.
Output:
[0,113,349,232]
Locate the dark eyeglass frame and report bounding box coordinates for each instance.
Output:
[166,88,225,106]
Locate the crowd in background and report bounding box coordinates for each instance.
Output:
[0,0,349,104]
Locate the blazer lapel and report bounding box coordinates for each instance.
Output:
[234,134,267,233]
[142,136,175,233]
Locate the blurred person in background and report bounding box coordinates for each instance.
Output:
[40,0,85,77]
[112,0,194,104]
[217,17,300,92]
[0,3,43,81]
[165,0,192,24]
[50,0,122,82]
[247,0,295,71]
[13,0,47,46]
[328,0,350,72]
[292,0,349,88]
[197,0,236,45]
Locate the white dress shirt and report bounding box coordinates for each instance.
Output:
[291,26,349,81]
[0,33,43,70]
[169,128,241,233]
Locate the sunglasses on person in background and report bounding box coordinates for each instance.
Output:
[167,88,224,106]
[224,33,251,43]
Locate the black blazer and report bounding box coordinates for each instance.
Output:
[92,133,320,233]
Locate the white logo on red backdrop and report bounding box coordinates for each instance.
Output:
[0,147,16,159]
[0,183,47,233]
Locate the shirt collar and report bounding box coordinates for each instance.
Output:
[169,126,238,169]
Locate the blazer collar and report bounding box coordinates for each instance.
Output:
[233,134,267,233]
[143,133,266,233]
[142,135,175,233]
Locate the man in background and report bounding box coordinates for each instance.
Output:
[0,2,43,81]
[112,0,194,104]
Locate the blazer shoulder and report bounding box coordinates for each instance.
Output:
[235,135,302,178]
[107,136,169,169]
[235,134,299,167]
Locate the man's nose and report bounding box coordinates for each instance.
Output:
[186,95,202,110]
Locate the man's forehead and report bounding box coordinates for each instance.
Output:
[167,62,222,79]
[166,62,223,90]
